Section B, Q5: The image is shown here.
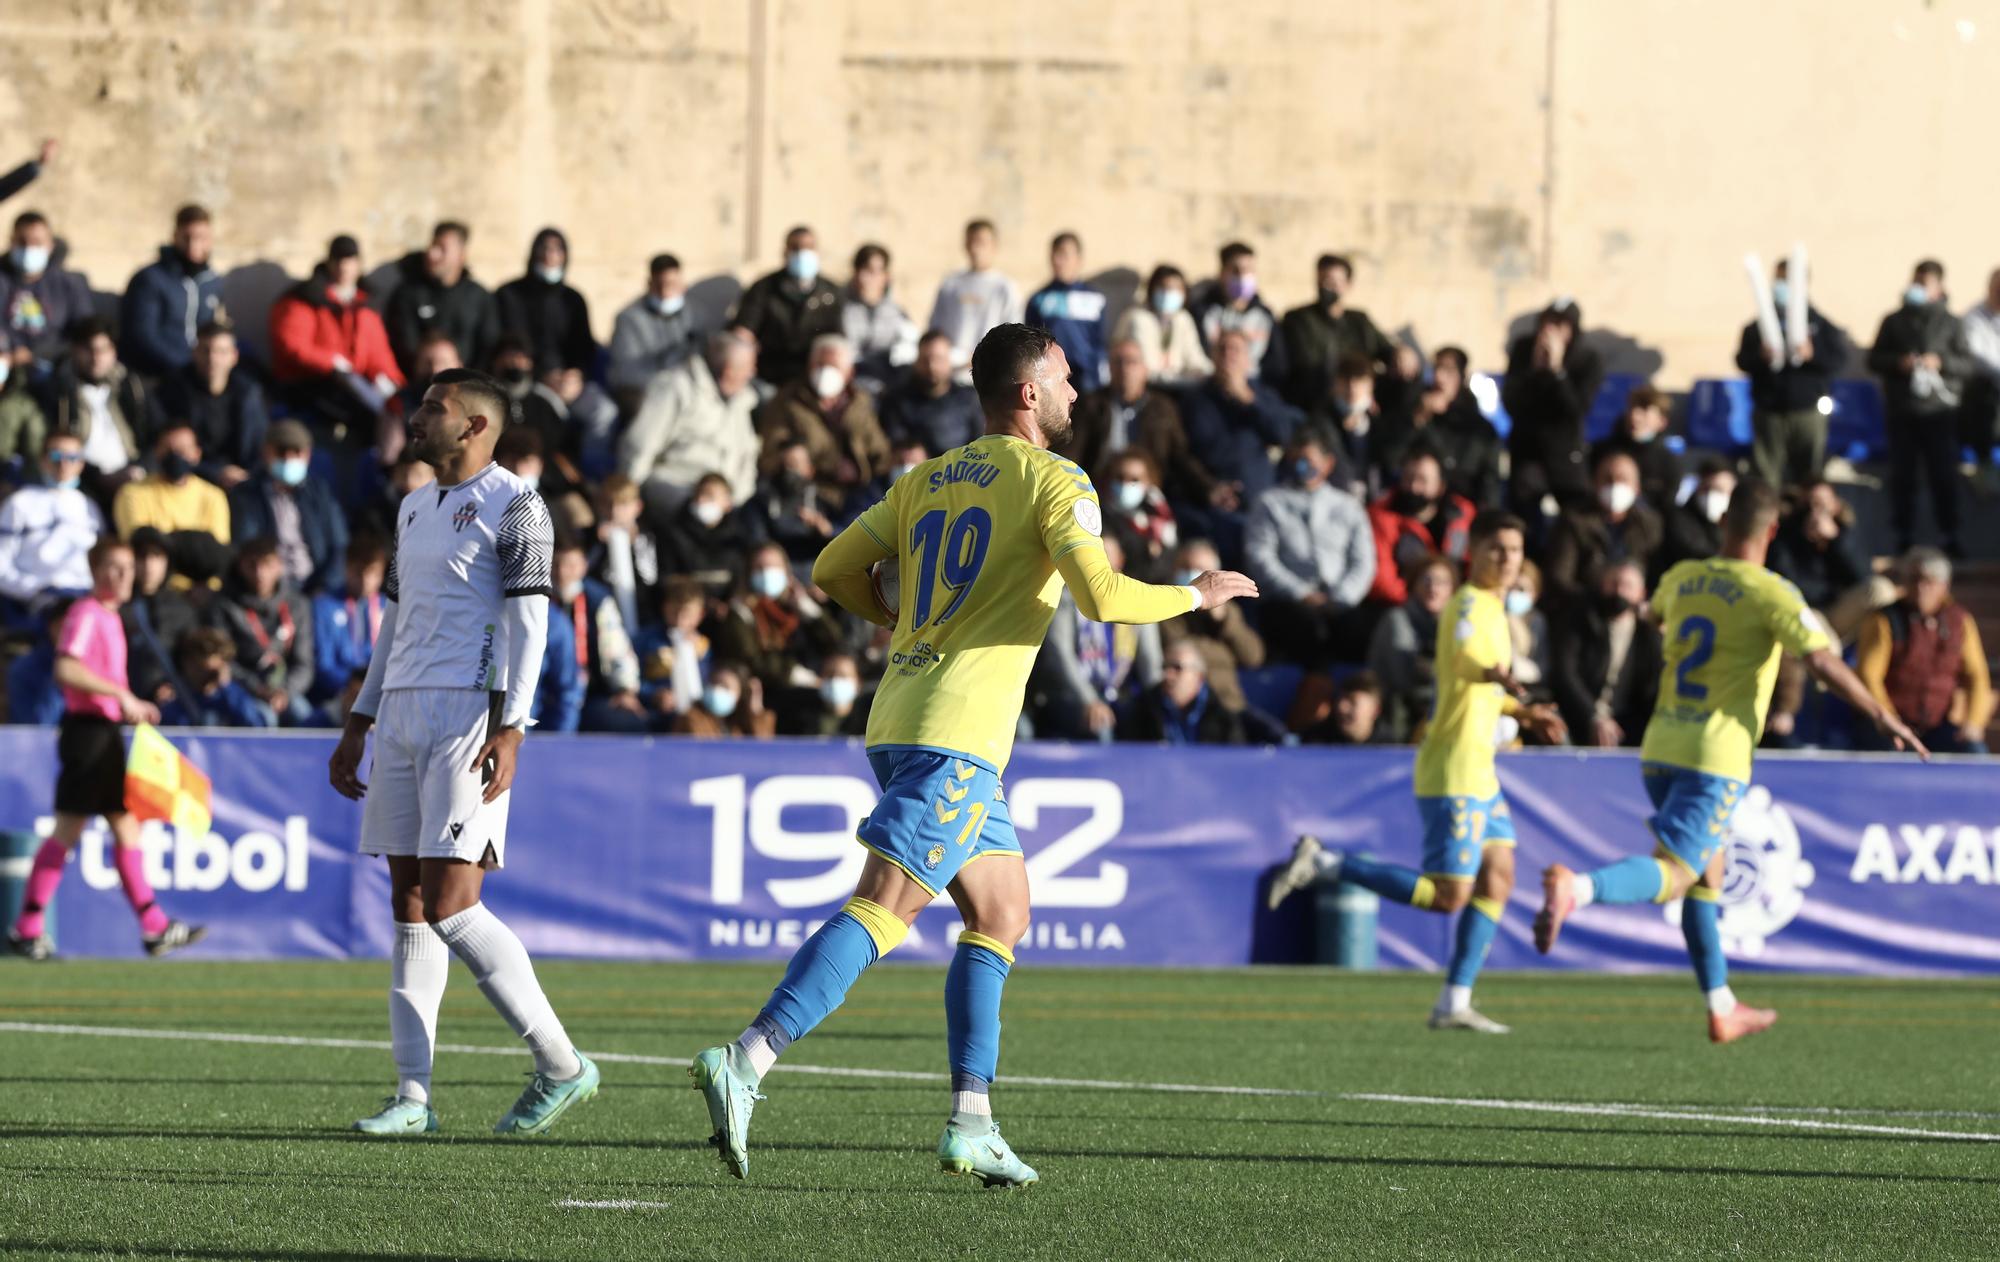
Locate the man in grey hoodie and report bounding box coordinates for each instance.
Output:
[1246,423,1377,664]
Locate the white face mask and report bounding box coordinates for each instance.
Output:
[751,566,789,599]
[650,293,685,316]
[1599,482,1638,516]
[557,578,584,602]
[692,499,725,527]
[537,264,565,285]
[821,676,859,709]
[1700,488,1731,523]
[812,364,847,401]
[1113,480,1148,511]
[1504,590,1534,618]
[11,244,50,275]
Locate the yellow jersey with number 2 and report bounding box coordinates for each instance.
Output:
[811,433,1197,776]
[1414,583,1518,799]
[1643,557,1832,782]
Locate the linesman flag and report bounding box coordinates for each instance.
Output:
[125,724,213,837]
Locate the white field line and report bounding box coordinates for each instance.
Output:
[3,1021,1994,1143]
[555,1199,671,1210]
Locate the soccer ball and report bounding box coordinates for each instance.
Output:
[870,559,899,625]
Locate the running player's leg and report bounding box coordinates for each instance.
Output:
[1432,841,1513,1032]
[1538,765,1734,953]
[940,851,1036,1186]
[1682,848,1775,1042]
[9,814,83,951]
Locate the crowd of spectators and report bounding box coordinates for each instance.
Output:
[0,141,1992,754]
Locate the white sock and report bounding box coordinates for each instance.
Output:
[1311,848,1340,873]
[952,1090,992,1118]
[434,903,582,1080]
[737,1029,780,1078]
[1705,985,1738,1016]
[1437,983,1472,1014]
[1570,872,1596,908]
[389,921,449,1105]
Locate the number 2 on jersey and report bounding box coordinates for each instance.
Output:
[1673,615,1717,701]
[909,507,992,630]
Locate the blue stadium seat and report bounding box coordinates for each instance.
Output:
[1827,379,1886,463]
[1236,664,1305,720]
[1686,378,1754,453]
[1585,373,1648,443]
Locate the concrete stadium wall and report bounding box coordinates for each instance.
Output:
[0,0,1994,383]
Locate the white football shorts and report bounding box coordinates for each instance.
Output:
[359,688,511,868]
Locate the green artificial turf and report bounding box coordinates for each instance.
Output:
[1,961,1993,1260]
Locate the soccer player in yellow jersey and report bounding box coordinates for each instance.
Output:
[1535,482,1926,1042]
[1269,513,1562,1032]
[689,325,1257,1185]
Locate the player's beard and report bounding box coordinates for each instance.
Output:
[412,418,466,468]
[1036,390,1073,448]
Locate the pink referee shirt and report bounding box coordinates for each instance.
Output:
[57,596,127,721]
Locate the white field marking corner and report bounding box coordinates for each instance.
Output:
[2,1022,1995,1144]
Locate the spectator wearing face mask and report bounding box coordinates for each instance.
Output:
[1244,425,1376,664]
[1030,535,1163,742]
[754,333,889,512]
[119,204,226,380]
[1302,671,1390,746]
[1593,385,1683,514]
[552,539,648,733]
[1100,448,1178,584]
[1025,232,1110,390]
[715,542,846,700]
[1657,457,1738,578]
[268,235,404,430]
[384,221,501,380]
[634,578,711,723]
[154,323,268,490]
[734,225,843,386]
[786,650,870,738]
[1769,479,1878,635]
[158,626,275,728]
[1179,329,1303,556]
[1111,264,1212,384]
[1550,559,1661,749]
[1190,241,1286,382]
[1503,299,1603,517]
[310,535,386,709]
[496,226,596,373]
[609,253,701,407]
[841,243,919,391]
[878,330,982,457]
[113,420,231,552]
[39,317,146,486]
[1280,253,1403,409]
[228,420,347,595]
[1736,257,1851,490]
[1365,553,1457,742]
[756,439,839,564]
[1503,559,1554,705]
[213,537,313,723]
[1159,537,1267,721]
[1856,548,1992,755]
[1117,640,1246,746]
[0,431,101,622]
[1366,450,1475,608]
[1396,346,1501,508]
[1542,449,1662,611]
[622,331,762,531]
[1,210,93,373]
[660,472,755,594]
[1065,337,1214,508]
[1309,354,1382,492]
[672,662,776,739]
[588,475,659,634]
[1869,259,1975,555]
[928,219,1021,381]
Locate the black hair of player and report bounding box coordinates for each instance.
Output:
[970,323,1058,415]
[430,367,514,432]
[1468,510,1528,548]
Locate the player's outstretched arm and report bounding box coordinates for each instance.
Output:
[811,510,896,627]
[1804,646,1930,760]
[1054,540,1256,625]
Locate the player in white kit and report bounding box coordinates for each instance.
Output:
[329,367,599,1136]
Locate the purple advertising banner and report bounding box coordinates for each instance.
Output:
[2,729,1993,975]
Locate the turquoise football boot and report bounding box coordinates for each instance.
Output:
[938,1120,1039,1188]
[494,1053,600,1135]
[689,1044,764,1179]
[352,1096,439,1136]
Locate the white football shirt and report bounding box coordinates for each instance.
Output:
[380,462,554,694]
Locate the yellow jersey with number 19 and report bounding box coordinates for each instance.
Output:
[1642,557,1831,781]
[1413,584,1517,798]
[832,433,1194,775]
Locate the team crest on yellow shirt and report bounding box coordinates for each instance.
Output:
[924,844,946,870]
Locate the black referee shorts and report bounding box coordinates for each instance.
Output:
[55,714,128,818]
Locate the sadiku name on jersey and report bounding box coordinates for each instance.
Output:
[693,772,1130,953]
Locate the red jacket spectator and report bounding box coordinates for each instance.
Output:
[268,269,405,387]
[1365,487,1475,606]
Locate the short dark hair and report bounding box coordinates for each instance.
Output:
[917,328,953,353]
[237,536,281,566]
[1434,345,1469,375]
[1336,669,1383,702]
[692,471,733,500]
[553,536,588,560]
[649,252,681,277]
[1293,422,1342,460]
[965,218,996,239]
[67,315,114,348]
[494,425,544,465]
[1050,231,1080,254]
[1915,259,1945,284]
[1219,241,1254,267]
[1625,384,1669,415]
[195,320,233,342]
[433,220,470,245]
[784,224,814,247]
[87,536,132,570]
[347,533,389,568]
[1146,264,1187,297]
[12,210,47,235]
[1333,352,1373,382]
[852,243,889,272]
[1723,478,1784,543]
[430,367,513,431]
[1317,253,1352,278]
[175,626,234,668]
[970,323,1058,414]
[1695,454,1734,481]
[174,204,211,231]
[42,429,81,451]
[1468,510,1527,548]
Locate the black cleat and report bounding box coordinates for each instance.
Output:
[143,920,206,958]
